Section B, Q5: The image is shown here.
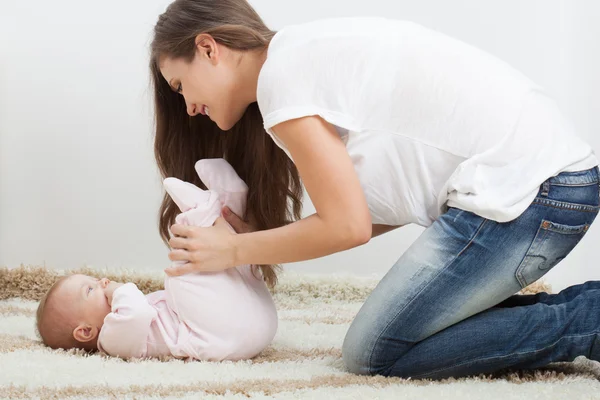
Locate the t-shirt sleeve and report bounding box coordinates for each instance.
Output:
[257,52,313,130]
[97,282,156,359]
[256,45,360,137]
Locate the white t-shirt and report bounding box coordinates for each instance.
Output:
[256,17,598,226]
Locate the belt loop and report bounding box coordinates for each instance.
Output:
[541,180,550,197]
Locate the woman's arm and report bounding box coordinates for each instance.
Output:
[371,224,402,238]
[232,115,372,266]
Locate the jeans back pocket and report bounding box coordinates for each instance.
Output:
[515,219,590,288]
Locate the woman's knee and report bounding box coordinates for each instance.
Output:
[341,323,375,375]
[342,312,426,376]
[342,318,402,376]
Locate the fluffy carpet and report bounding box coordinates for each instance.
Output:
[1,265,599,400]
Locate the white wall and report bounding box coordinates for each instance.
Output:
[1,0,598,292]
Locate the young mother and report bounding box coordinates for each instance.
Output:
[150,0,600,380]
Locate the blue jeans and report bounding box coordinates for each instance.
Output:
[342,166,600,380]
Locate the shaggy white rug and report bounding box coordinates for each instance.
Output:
[1,265,599,400]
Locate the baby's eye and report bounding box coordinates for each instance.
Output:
[88,286,93,295]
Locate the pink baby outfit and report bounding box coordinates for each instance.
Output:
[97,159,278,360]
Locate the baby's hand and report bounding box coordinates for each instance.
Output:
[105,281,125,306]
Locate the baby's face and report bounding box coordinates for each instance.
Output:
[56,274,113,330]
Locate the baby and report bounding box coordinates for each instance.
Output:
[36,158,278,361]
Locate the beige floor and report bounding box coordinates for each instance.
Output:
[1,265,599,399]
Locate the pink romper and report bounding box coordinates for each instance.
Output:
[97,159,278,360]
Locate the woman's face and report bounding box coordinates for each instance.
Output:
[159,35,247,131]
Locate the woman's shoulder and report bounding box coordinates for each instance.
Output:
[260,16,405,79]
[269,16,417,52]
[256,17,425,117]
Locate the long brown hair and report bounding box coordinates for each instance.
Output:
[149,0,303,288]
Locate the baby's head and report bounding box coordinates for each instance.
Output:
[36,274,113,351]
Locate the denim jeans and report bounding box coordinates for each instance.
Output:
[342,166,600,380]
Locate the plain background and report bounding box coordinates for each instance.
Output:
[1,0,598,292]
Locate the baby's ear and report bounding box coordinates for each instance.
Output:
[73,324,99,343]
[194,158,248,216]
[163,178,211,213]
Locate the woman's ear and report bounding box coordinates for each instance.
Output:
[195,33,218,62]
[73,324,99,343]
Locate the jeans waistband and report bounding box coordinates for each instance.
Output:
[547,165,599,185]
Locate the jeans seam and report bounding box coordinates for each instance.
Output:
[514,221,545,289]
[409,330,600,379]
[549,183,598,187]
[532,198,599,213]
[367,216,489,372]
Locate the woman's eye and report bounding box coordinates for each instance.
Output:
[177,83,182,93]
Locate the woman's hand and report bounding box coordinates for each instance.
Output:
[166,209,241,276]
[221,206,256,234]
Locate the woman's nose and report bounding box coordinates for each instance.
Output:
[186,102,198,117]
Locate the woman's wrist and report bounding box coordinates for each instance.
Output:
[230,213,367,266]
[231,233,242,267]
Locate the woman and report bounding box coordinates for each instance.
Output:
[149,0,600,380]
